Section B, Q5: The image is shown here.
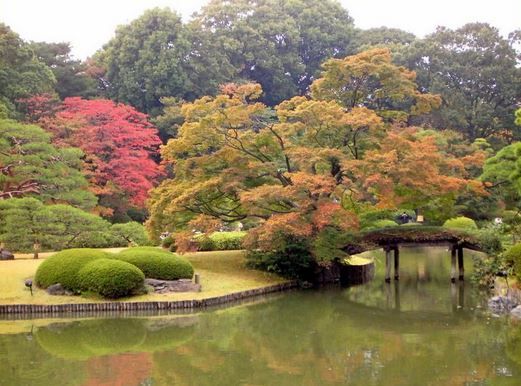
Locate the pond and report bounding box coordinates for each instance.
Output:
[1,247,520,385]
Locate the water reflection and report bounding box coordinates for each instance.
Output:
[0,247,520,386]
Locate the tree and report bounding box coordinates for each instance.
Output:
[97,1,356,113]
[353,27,416,49]
[0,119,97,209]
[100,8,191,115]
[0,198,111,255]
[23,96,163,216]
[310,48,441,123]
[110,222,151,246]
[0,24,55,117]
[147,78,480,265]
[35,204,111,250]
[192,0,356,106]
[0,198,43,257]
[30,41,99,99]
[399,23,521,141]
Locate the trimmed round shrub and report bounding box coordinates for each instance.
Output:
[35,249,112,291]
[78,258,145,298]
[115,249,194,280]
[443,216,478,231]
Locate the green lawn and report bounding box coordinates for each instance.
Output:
[0,249,286,305]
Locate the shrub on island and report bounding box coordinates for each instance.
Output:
[78,258,145,298]
[115,248,194,280]
[443,216,478,231]
[35,249,112,292]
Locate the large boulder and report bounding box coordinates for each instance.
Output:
[0,249,14,260]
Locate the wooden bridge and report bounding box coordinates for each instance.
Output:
[344,226,484,282]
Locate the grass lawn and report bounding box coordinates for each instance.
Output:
[0,249,286,305]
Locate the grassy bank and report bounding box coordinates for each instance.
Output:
[0,249,285,305]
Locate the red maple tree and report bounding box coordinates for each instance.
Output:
[22,96,163,211]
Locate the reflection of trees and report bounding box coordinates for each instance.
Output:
[150,292,520,385]
[35,317,197,361]
[0,331,86,386]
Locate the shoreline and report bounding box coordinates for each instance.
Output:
[0,281,298,316]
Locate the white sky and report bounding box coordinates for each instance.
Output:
[1,0,520,59]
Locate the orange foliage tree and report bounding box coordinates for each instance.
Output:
[147,50,484,271]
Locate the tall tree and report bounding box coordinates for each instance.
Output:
[30,41,99,99]
[399,23,521,141]
[192,0,356,105]
[100,8,191,115]
[0,23,55,117]
[0,119,96,209]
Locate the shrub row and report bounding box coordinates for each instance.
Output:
[196,231,246,251]
[35,247,194,298]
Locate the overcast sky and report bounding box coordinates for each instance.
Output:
[1,0,520,59]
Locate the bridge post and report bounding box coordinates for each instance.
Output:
[457,246,464,281]
[394,246,400,280]
[385,247,391,282]
[450,245,457,283]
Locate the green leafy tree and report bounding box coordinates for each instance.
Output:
[0,24,55,117]
[192,0,356,106]
[110,222,151,246]
[0,119,97,209]
[0,198,111,254]
[0,198,43,257]
[30,41,99,99]
[354,27,416,50]
[400,23,521,141]
[100,8,191,115]
[35,204,111,250]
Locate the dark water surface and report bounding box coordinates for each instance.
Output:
[1,247,521,385]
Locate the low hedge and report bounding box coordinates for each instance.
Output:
[115,249,194,280]
[196,231,246,251]
[35,249,112,292]
[78,258,145,298]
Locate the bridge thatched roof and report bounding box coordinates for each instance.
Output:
[344,226,483,254]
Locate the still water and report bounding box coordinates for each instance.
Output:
[1,247,520,386]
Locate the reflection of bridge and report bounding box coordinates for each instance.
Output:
[344,226,484,282]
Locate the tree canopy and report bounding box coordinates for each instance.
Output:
[400,23,521,141]
[22,96,163,217]
[0,119,96,209]
[147,51,484,261]
[0,23,55,118]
